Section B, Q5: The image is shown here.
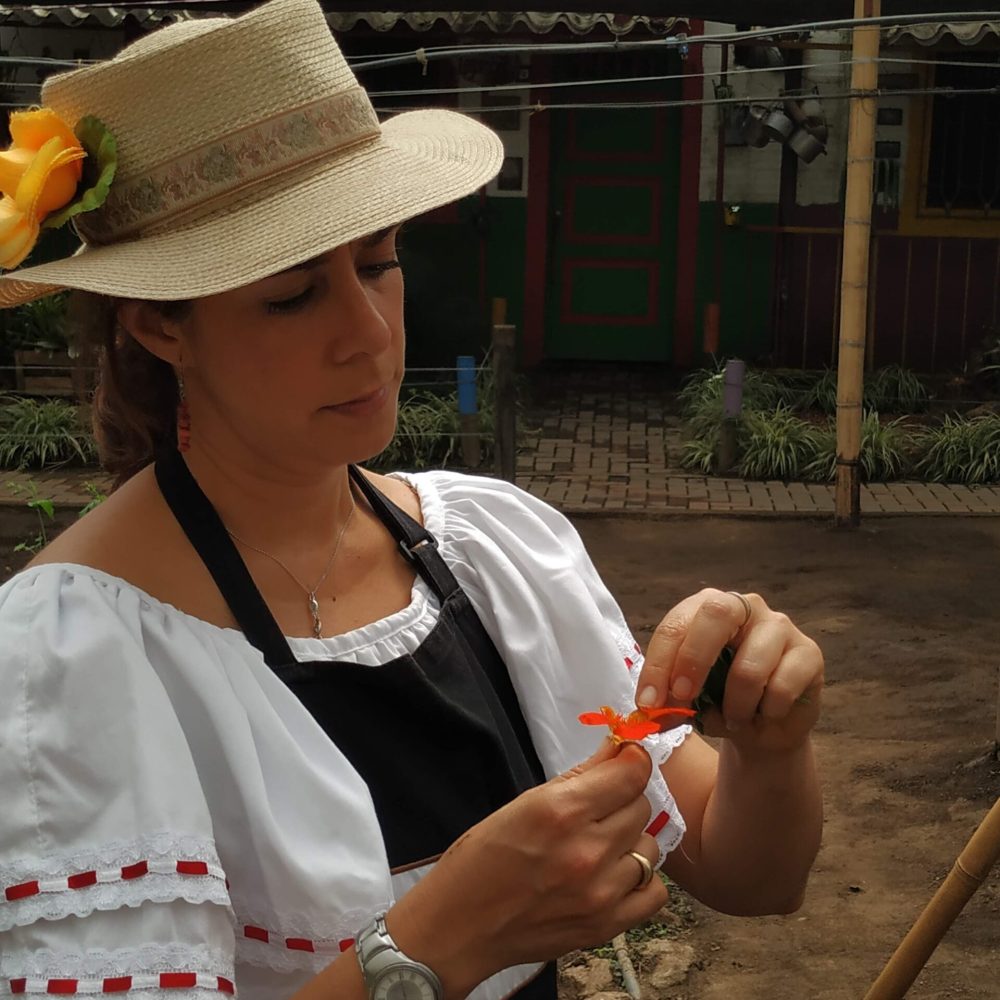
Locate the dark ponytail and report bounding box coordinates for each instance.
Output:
[69,291,192,489]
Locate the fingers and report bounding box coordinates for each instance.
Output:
[595,784,653,855]
[755,636,824,722]
[719,617,789,730]
[615,834,660,893]
[604,834,669,929]
[556,742,653,823]
[558,735,621,779]
[638,590,758,709]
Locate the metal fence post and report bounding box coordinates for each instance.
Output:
[456,354,481,469]
[717,358,745,474]
[491,324,517,482]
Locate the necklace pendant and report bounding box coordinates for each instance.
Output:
[308,592,322,638]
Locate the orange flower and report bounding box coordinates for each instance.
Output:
[0,108,86,269]
[579,704,697,744]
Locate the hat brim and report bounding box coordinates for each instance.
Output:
[0,109,503,308]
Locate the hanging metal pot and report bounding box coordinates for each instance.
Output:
[763,109,795,142]
[788,127,826,163]
[743,105,771,148]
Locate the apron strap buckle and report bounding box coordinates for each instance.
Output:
[398,536,438,563]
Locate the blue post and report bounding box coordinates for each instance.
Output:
[456,355,481,468]
[457,355,478,416]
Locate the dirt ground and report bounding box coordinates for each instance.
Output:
[3,506,1000,998]
[575,513,1000,1000]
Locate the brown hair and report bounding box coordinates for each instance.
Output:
[69,291,192,489]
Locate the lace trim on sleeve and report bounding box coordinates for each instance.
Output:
[0,835,228,932]
[1,943,234,981]
[230,899,385,975]
[4,973,234,996]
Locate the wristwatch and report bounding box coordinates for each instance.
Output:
[355,913,444,1000]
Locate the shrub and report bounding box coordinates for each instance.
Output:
[372,363,501,471]
[914,414,1000,484]
[801,365,929,415]
[679,434,717,474]
[800,368,838,414]
[0,396,96,468]
[737,406,828,481]
[2,293,70,353]
[865,365,929,413]
[803,412,915,482]
[678,364,798,441]
[375,389,461,470]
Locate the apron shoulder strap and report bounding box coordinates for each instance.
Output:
[154,449,296,668]
[348,467,460,603]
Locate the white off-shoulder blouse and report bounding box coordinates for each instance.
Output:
[0,471,690,1000]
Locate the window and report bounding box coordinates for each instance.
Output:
[923,52,1000,214]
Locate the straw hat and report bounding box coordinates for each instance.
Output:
[0,0,503,308]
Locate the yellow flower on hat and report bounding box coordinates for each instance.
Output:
[0,108,87,269]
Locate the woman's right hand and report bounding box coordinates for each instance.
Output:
[386,738,668,998]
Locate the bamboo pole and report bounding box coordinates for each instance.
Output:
[863,797,1000,999]
[834,0,880,527]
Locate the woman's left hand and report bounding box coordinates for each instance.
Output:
[635,589,823,754]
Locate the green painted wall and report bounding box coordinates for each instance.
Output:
[482,195,527,340]
[399,195,525,367]
[399,201,486,368]
[693,202,778,363]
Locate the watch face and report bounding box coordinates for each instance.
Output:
[373,968,439,1000]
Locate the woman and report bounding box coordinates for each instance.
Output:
[0,1,824,998]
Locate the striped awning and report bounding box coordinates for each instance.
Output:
[327,11,686,35]
[0,4,187,27]
[0,6,686,36]
[885,21,1000,46]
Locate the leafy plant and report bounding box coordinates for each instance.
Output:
[376,389,461,470]
[914,414,1000,484]
[804,412,915,482]
[2,293,69,353]
[969,329,1000,396]
[801,365,928,415]
[737,406,827,481]
[678,434,718,474]
[678,363,798,441]
[0,396,96,468]
[373,362,502,471]
[6,479,55,553]
[800,368,839,414]
[865,365,929,413]
[78,480,107,516]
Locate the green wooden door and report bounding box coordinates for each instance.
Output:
[544,103,679,362]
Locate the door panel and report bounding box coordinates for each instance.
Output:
[544,99,679,362]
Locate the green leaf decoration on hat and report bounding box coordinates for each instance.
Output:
[42,116,117,230]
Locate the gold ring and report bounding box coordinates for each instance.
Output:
[627,850,654,890]
[727,591,752,631]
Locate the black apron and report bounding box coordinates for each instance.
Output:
[155,449,557,999]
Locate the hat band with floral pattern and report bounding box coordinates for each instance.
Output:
[77,88,380,245]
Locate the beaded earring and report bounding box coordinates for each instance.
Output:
[176,374,191,453]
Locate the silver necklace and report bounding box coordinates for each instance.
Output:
[226,489,357,638]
